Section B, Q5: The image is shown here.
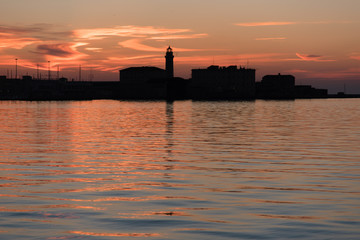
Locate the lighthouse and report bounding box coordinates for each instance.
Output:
[165,46,174,78]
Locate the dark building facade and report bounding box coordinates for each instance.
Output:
[119,67,167,99]
[295,85,328,98]
[119,66,166,84]
[256,74,295,99]
[190,65,256,100]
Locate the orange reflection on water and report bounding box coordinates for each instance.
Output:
[89,195,199,202]
[0,207,33,212]
[40,204,104,211]
[68,231,160,237]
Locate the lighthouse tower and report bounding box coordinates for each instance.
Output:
[165,46,174,78]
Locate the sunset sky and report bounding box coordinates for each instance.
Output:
[1,0,359,93]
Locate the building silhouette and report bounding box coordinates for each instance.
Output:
[2,46,355,101]
[295,85,328,98]
[256,74,328,99]
[190,65,256,100]
[120,66,166,84]
[256,74,295,99]
[118,47,188,100]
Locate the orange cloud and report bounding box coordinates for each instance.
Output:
[296,53,335,62]
[350,54,360,60]
[118,39,163,52]
[105,55,163,68]
[0,33,38,49]
[85,47,103,52]
[74,25,191,40]
[149,33,208,40]
[118,39,211,52]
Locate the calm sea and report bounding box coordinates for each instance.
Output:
[0,99,359,240]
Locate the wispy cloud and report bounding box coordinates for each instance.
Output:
[0,34,38,49]
[74,26,192,40]
[296,53,335,62]
[0,24,209,72]
[174,53,288,66]
[350,53,360,61]
[85,47,103,52]
[149,33,208,40]
[118,39,164,52]
[118,39,212,52]
[235,22,297,27]
[287,69,309,73]
[255,37,287,41]
[32,42,88,62]
[235,21,350,27]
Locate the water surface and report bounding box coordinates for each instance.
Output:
[0,99,359,239]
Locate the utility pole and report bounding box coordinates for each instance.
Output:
[79,65,82,81]
[15,58,18,79]
[48,61,51,80]
[37,64,39,80]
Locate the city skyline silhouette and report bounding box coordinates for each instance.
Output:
[1,1,359,93]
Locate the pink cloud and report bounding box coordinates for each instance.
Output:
[255,37,287,41]
[287,69,309,73]
[235,21,350,27]
[235,22,297,27]
[296,53,335,62]
[350,55,360,61]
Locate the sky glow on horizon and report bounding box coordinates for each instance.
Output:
[1,0,359,93]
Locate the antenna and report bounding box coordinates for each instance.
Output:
[48,61,51,80]
[37,64,39,80]
[89,67,94,81]
[15,58,18,79]
[79,65,82,81]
